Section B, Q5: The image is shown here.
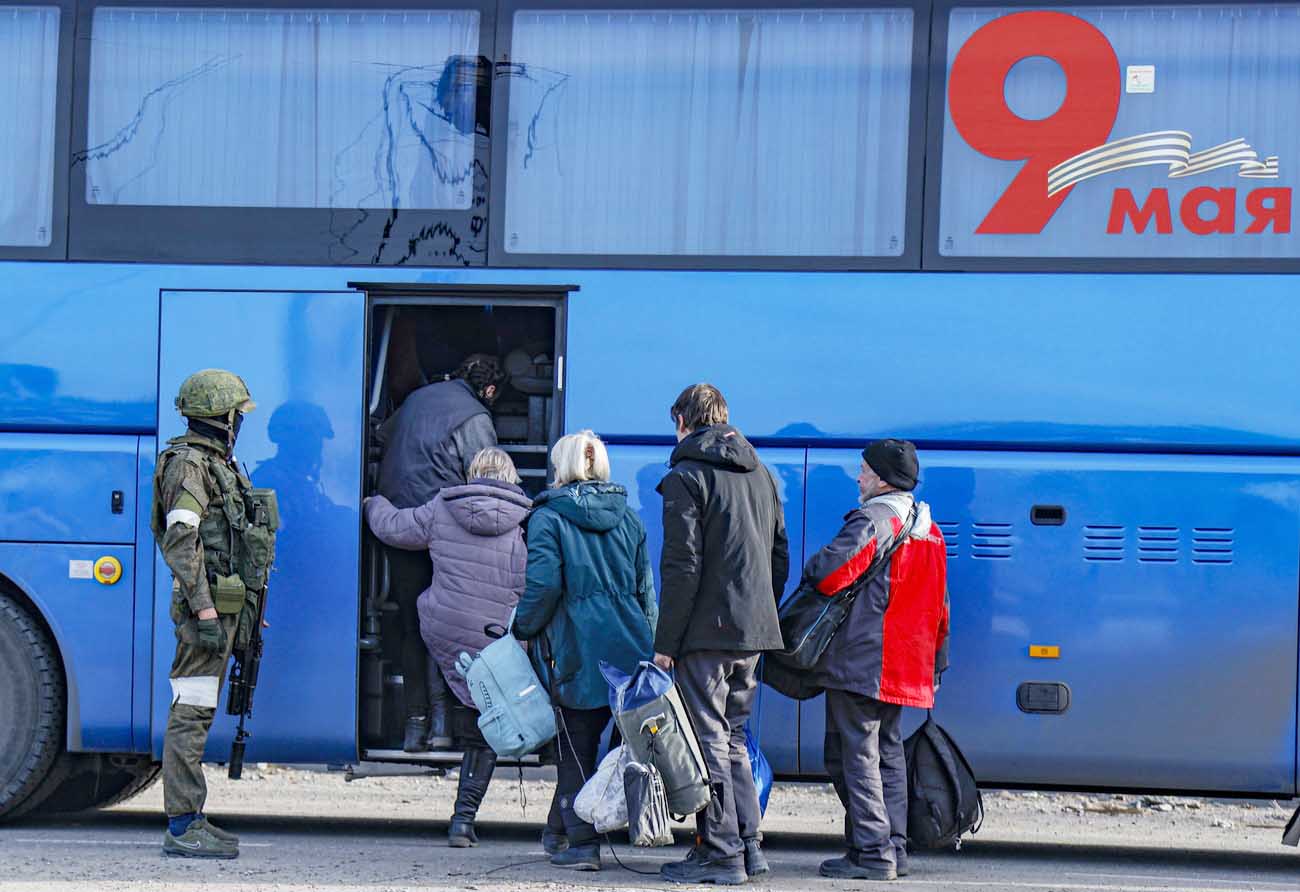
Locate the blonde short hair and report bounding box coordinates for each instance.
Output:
[468,446,521,484]
[550,430,610,487]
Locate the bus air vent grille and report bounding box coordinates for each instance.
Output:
[1192,528,1234,565]
[971,522,1012,560]
[1137,526,1179,564]
[936,521,960,559]
[1083,524,1125,562]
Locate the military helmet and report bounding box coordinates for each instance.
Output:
[175,369,256,418]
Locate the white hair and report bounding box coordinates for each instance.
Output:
[468,446,521,485]
[550,430,610,487]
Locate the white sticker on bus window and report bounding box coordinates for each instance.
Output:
[1126,65,1155,93]
[69,560,94,580]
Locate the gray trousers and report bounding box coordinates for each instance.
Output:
[676,651,762,861]
[824,689,907,870]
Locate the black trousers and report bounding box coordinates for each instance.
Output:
[552,705,613,847]
[824,689,906,870]
[676,651,762,861]
[387,545,439,718]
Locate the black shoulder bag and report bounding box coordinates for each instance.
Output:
[766,504,918,686]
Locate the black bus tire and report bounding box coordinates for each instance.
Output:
[14,753,160,818]
[96,759,162,809]
[0,592,65,821]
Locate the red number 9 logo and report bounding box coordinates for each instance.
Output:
[949,11,1121,234]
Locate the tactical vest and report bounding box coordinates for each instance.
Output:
[151,435,279,597]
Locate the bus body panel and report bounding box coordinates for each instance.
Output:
[0,434,137,543]
[803,448,1300,794]
[605,444,807,774]
[1,264,160,432]
[2,263,1297,790]
[0,541,135,751]
[151,290,364,764]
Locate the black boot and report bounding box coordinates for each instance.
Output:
[403,715,429,753]
[448,747,497,847]
[426,664,452,750]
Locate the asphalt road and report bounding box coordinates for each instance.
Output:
[2,766,1298,892]
[4,808,1300,892]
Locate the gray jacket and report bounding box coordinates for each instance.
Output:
[365,479,531,708]
[376,379,498,508]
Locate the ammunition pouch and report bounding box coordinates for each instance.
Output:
[236,489,278,591]
[235,588,261,650]
[212,574,247,615]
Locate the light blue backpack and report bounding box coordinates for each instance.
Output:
[455,619,556,760]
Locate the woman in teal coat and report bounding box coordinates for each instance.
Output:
[512,430,657,871]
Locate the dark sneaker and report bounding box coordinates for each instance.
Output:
[744,838,770,877]
[542,828,569,855]
[163,823,239,859]
[448,817,478,848]
[403,715,430,753]
[194,816,239,845]
[895,854,910,877]
[550,843,600,870]
[661,848,747,885]
[818,854,897,881]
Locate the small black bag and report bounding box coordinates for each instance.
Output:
[904,716,983,850]
[768,505,917,674]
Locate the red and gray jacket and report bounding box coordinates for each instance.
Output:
[805,491,949,708]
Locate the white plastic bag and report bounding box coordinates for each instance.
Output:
[573,745,629,832]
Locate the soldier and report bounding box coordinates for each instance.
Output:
[151,369,277,859]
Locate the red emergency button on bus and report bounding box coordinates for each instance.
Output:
[94,556,122,585]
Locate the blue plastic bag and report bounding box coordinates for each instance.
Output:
[599,660,673,713]
[746,725,773,816]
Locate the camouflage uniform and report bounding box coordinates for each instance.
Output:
[151,370,276,827]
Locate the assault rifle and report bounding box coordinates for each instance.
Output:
[226,579,267,780]
[226,487,277,780]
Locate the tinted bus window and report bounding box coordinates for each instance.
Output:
[938,4,1300,261]
[85,7,480,210]
[0,5,59,247]
[503,7,914,258]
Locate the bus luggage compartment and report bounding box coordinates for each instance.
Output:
[801,449,1300,796]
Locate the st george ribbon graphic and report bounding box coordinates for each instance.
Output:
[1047,131,1280,196]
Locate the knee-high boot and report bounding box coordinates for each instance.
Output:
[448,747,497,847]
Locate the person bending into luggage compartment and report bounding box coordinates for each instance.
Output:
[365,447,530,847]
[803,439,950,881]
[512,430,658,872]
[375,353,507,752]
[653,383,789,886]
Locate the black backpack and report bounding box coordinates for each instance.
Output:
[904,716,983,850]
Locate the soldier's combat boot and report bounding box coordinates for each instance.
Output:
[448,747,497,847]
[194,816,239,845]
[163,822,239,859]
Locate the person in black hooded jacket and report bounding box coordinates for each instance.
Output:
[653,384,789,886]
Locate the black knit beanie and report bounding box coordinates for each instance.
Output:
[862,439,919,491]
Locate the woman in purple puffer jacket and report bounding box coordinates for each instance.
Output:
[364,447,530,848]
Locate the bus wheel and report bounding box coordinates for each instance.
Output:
[0,592,65,821]
[14,753,160,818]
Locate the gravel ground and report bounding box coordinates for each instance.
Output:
[1,764,1297,892]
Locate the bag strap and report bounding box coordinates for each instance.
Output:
[938,722,985,835]
[926,720,984,840]
[839,502,920,603]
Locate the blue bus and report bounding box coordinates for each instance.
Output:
[2,0,1299,819]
